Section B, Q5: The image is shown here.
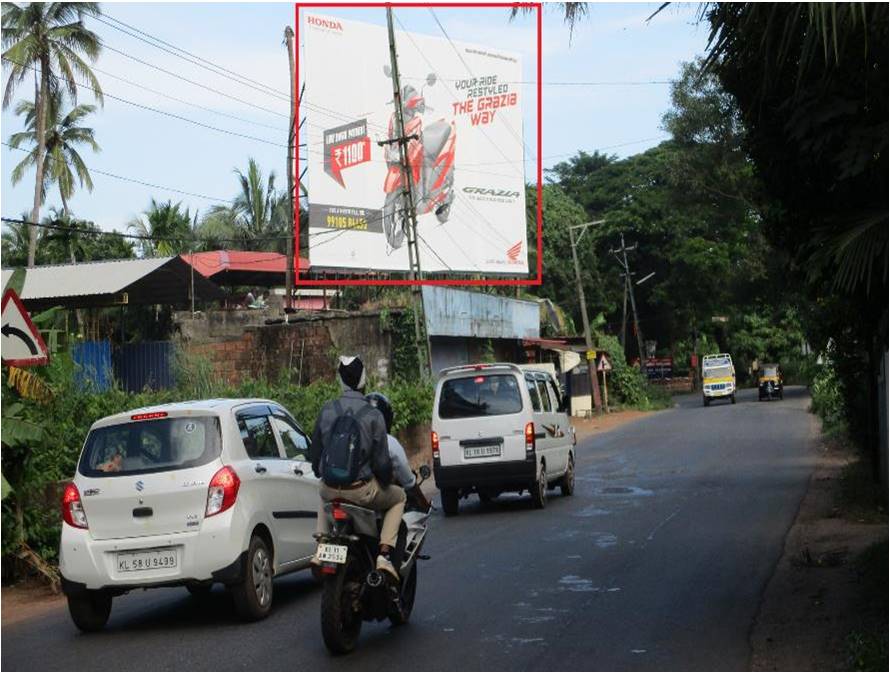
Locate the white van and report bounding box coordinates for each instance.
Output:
[431,363,575,515]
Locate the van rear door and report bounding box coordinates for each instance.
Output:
[435,371,527,467]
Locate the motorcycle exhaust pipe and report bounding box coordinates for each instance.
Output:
[366,570,385,588]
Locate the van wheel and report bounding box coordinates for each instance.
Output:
[441,489,459,516]
[231,535,273,621]
[67,591,112,632]
[531,463,547,509]
[560,455,575,497]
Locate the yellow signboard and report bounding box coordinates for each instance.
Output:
[586,350,596,361]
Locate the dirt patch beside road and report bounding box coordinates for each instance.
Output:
[1,578,65,628]
[572,408,655,441]
[750,439,888,670]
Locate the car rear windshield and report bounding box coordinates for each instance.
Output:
[78,416,222,477]
[438,374,523,419]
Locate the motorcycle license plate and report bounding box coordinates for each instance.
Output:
[316,543,348,564]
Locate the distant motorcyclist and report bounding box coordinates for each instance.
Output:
[311,356,406,580]
[365,392,432,512]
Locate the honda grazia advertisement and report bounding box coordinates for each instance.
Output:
[303,13,528,274]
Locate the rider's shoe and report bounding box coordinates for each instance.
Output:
[376,554,399,581]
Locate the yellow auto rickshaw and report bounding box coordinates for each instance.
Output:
[757,363,783,401]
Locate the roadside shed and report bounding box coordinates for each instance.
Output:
[2,256,224,311]
[181,250,311,288]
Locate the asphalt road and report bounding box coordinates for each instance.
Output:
[2,386,819,671]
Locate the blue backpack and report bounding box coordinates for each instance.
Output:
[321,401,373,486]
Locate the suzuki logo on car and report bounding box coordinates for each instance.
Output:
[135,480,144,492]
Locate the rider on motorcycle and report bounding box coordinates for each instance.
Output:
[311,356,406,580]
[365,392,433,512]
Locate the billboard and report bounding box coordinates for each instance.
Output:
[303,12,528,274]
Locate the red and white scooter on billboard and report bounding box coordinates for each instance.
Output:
[380,67,456,250]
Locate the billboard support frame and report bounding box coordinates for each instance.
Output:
[294,1,543,287]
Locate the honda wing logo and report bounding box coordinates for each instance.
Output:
[506,241,523,263]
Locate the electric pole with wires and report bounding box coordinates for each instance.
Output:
[382,7,430,380]
[611,233,648,377]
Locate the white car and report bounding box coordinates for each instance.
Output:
[59,399,320,631]
[431,363,576,515]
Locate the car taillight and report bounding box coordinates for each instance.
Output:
[61,483,88,529]
[431,431,440,460]
[525,422,535,456]
[206,465,240,517]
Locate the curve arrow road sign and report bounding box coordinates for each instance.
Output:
[1,289,49,367]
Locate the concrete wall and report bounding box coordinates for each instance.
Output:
[176,311,392,386]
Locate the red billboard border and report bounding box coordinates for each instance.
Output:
[294,1,543,287]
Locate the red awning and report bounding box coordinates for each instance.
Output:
[181,250,310,287]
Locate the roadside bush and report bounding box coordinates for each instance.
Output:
[598,334,671,410]
[810,362,846,437]
[1,348,435,575]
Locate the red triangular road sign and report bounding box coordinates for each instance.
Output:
[1,289,49,367]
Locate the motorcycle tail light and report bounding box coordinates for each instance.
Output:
[332,503,349,521]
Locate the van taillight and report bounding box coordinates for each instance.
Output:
[206,465,240,517]
[431,431,440,460]
[61,483,88,529]
[525,422,535,456]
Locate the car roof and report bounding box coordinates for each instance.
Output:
[90,398,280,429]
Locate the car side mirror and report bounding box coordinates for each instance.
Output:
[419,464,431,479]
[558,398,569,413]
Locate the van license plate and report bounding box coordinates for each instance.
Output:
[316,543,348,564]
[117,548,178,573]
[464,444,501,459]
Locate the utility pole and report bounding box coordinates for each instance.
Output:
[384,7,429,379]
[284,26,296,312]
[619,274,628,351]
[569,220,604,414]
[611,233,647,377]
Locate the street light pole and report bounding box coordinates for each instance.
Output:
[569,220,605,415]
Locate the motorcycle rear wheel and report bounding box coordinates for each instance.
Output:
[321,567,363,655]
[389,563,418,626]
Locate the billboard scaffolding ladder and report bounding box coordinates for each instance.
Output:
[382,6,430,379]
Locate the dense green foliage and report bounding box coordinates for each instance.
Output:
[1,350,434,567]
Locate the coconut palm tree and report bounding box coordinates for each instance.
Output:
[127,199,193,257]
[8,93,100,220]
[1,2,103,267]
[233,158,279,248]
[1,212,38,267]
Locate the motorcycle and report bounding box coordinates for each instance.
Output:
[315,465,433,654]
[380,66,457,250]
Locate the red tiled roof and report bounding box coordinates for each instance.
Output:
[181,250,310,278]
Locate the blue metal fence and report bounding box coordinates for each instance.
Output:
[72,340,176,393]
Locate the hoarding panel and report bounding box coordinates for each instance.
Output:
[303,12,528,274]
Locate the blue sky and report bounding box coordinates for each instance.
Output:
[1,2,709,234]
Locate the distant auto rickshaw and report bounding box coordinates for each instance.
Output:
[757,363,783,401]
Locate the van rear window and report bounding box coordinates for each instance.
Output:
[438,374,523,419]
[79,416,222,477]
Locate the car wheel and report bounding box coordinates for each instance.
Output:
[560,455,575,497]
[231,535,274,621]
[441,488,459,516]
[703,397,710,407]
[67,590,112,632]
[531,462,547,509]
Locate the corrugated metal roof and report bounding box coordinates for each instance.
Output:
[2,256,224,309]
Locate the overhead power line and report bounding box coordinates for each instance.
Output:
[94,14,290,104]
[99,13,290,101]
[2,142,233,204]
[1,57,288,148]
[101,44,289,120]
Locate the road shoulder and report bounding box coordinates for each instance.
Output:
[749,436,888,670]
